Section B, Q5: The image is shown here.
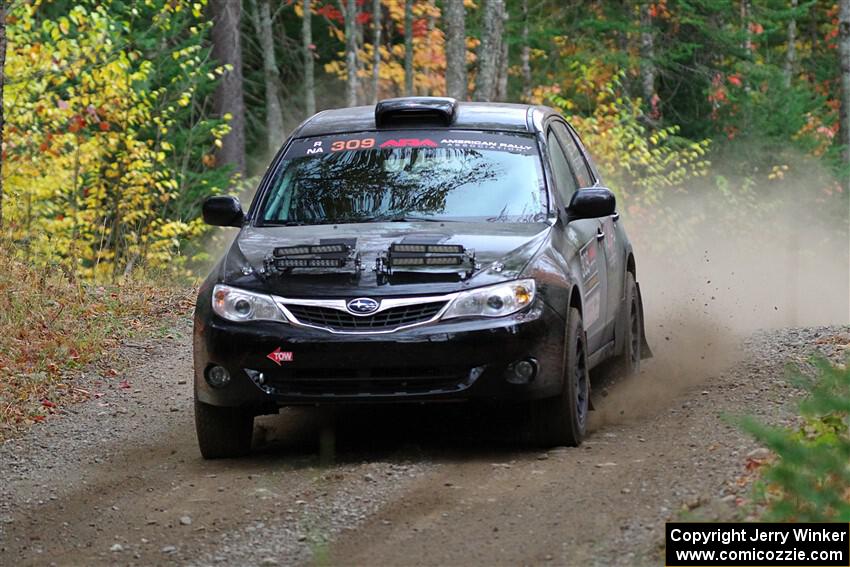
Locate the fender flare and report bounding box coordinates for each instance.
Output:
[635,281,653,359]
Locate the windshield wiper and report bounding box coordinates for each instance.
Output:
[263,216,454,225]
[262,220,312,226]
[363,214,453,223]
[392,215,452,222]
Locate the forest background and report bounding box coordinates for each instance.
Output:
[0,0,847,280]
[0,0,848,440]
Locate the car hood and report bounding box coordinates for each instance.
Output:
[222,221,552,297]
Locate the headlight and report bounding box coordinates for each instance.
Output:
[442,279,536,320]
[211,284,287,323]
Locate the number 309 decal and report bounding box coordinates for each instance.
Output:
[331,138,376,151]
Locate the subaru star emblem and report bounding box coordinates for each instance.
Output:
[347,297,380,315]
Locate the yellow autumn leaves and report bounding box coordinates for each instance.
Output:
[3,1,226,281]
[550,69,710,201]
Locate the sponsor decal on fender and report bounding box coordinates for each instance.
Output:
[579,239,599,284]
[267,347,294,366]
[584,289,602,328]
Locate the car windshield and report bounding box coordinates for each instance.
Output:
[258,131,548,225]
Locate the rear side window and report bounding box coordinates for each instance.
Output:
[546,129,578,204]
[259,131,548,225]
[551,122,593,189]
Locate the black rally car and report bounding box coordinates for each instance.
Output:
[194,97,650,458]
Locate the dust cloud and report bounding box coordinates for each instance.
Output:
[206,156,849,429]
[591,167,850,427]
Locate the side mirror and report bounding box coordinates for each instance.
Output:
[566,187,616,221]
[203,196,245,227]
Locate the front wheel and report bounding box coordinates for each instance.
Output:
[194,399,254,459]
[529,307,589,447]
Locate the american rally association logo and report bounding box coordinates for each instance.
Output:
[267,347,294,366]
[346,297,380,315]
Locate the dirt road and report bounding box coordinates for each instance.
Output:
[1,319,847,567]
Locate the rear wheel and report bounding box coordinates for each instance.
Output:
[616,271,641,378]
[529,307,589,447]
[194,399,254,459]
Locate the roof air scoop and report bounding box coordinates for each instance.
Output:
[375,97,458,128]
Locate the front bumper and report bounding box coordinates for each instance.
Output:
[193,299,566,408]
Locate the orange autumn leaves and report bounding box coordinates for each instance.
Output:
[321,0,479,98]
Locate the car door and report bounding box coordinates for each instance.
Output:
[545,121,608,353]
[559,123,624,342]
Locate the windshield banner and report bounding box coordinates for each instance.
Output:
[285,131,539,159]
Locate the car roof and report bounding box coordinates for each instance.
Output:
[290,100,560,139]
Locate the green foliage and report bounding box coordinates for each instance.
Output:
[709,62,832,159]
[518,0,845,179]
[3,0,230,280]
[548,72,710,202]
[1,0,846,282]
[741,358,850,521]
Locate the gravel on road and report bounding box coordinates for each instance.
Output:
[0,321,847,566]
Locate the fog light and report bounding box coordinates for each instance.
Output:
[505,358,537,385]
[207,365,231,388]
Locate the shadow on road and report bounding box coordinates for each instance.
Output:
[244,365,622,466]
[251,403,529,465]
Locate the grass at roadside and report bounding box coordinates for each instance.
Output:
[741,347,850,521]
[0,250,195,441]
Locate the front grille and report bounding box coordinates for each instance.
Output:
[266,366,470,396]
[284,301,447,332]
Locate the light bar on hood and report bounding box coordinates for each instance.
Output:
[390,255,464,267]
[274,257,347,269]
[390,243,464,255]
[379,240,474,278]
[274,243,350,257]
[264,239,361,276]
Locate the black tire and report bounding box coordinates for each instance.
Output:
[194,398,254,459]
[529,307,589,447]
[616,271,641,378]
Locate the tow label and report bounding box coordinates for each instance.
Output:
[267,347,294,366]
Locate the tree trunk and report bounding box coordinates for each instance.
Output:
[520,0,531,102]
[783,0,798,88]
[473,0,504,102]
[495,8,509,102]
[839,0,850,169]
[303,0,316,116]
[0,3,6,229]
[248,0,286,156]
[210,0,247,177]
[741,0,752,58]
[341,0,359,106]
[404,0,414,95]
[356,2,366,97]
[640,3,657,115]
[372,0,382,103]
[444,0,466,100]
[425,0,436,96]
